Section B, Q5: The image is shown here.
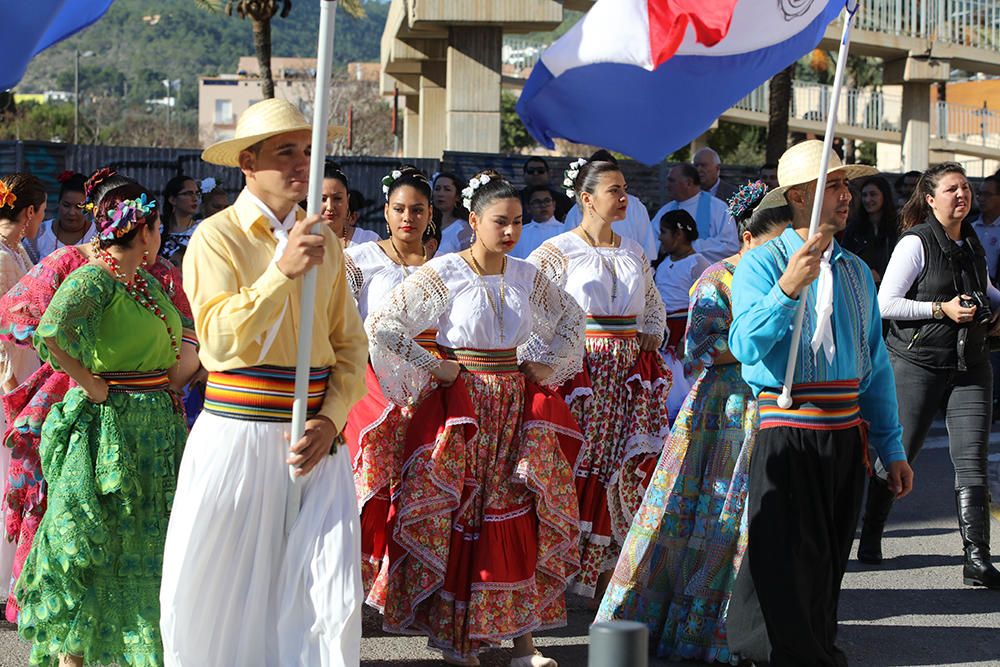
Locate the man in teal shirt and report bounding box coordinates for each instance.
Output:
[728,141,914,666]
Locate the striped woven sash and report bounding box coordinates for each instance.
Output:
[585,314,638,338]
[100,370,171,393]
[204,365,330,422]
[444,348,520,374]
[414,329,439,354]
[758,380,863,431]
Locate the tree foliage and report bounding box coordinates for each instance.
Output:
[500,92,535,153]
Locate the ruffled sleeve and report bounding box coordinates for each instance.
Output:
[149,256,194,330]
[638,252,666,343]
[527,241,569,289]
[365,264,451,405]
[683,267,733,369]
[344,253,364,301]
[517,268,585,387]
[34,265,115,371]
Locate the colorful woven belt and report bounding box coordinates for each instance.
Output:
[444,348,520,374]
[758,380,864,431]
[414,329,439,354]
[204,365,330,422]
[100,370,171,393]
[585,314,638,338]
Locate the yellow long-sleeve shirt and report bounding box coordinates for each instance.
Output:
[183,189,368,430]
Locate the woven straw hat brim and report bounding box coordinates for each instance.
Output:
[757,163,878,211]
[202,124,346,167]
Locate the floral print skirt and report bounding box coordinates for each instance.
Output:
[564,335,672,597]
[2,363,73,622]
[380,370,582,660]
[596,364,757,665]
[15,387,186,666]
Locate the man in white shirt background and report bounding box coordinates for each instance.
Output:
[510,185,565,259]
[693,147,739,203]
[650,163,739,262]
[971,175,1000,281]
[563,150,659,262]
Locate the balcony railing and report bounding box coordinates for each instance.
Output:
[733,81,902,134]
[844,0,1000,52]
[933,100,1000,149]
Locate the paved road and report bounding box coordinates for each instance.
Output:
[1,427,998,666]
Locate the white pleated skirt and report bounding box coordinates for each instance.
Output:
[159,412,362,667]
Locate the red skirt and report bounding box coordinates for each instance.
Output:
[380,350,583,660]
[561,333,672,597]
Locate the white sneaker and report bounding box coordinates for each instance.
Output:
[510,651,558,667]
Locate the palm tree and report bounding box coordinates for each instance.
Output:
[766,64,794,164]
[198,1,365,99]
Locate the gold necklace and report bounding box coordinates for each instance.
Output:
[389,237,426,275]
[468,250,507,343]
[579,225,619,300]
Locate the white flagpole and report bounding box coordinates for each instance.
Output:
[286,0,339,530]
[776,0,860,409]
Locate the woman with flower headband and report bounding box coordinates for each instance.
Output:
[29,171,97,262]
[13,175,197,666]
[0,169,196,625]
[0,173,46,610]
[528,157,669,606]
[597,182,790,665]
[197,177,230,219]
[341,166,437,606]
[367,170,585,667]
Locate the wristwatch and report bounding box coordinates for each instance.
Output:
[932,302,944,320]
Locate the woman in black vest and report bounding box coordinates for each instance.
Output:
[860,162,1000,589]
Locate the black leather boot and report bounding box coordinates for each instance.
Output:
[857,476,896,565]
[955,486,1000,589]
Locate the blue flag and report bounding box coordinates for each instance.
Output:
[517,0,844,165]
[1,0,115,91]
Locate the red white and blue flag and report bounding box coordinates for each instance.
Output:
[517,0,845,164]
[1,0,115,91]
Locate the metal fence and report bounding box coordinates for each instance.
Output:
[832,0,1000,51]
[933,100,1000,150]
[733,81,901,133]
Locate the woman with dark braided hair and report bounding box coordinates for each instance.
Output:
[13,174,197,665]
[597,182,789,664]
[342,166,437,606]
[0,169,195,625]
[367,170,585,666]
[30,171,96,261]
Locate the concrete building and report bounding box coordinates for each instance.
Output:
[198,57,317,146]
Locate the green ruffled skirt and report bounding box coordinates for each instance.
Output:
[15,387,186,666]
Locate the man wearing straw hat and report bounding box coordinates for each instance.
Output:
[159,98,368,666]
[727,140,914,666]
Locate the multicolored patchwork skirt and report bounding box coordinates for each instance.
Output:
[596,363,757,664]
[379,348,583,660]
[563,318,672,597]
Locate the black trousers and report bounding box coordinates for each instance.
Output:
[738,425,866,667]
[880,355,991,488]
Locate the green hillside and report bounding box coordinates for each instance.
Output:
[17,0,390,111]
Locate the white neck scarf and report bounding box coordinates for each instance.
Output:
[810,243,836,364]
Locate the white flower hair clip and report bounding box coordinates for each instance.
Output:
[563,158,588,198]
[381,169,403,200]
[200,177,217,194]
[461,173,491,211]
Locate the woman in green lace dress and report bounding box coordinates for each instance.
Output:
[14,177,195,667]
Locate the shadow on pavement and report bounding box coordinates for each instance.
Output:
[840,586,1000,622]
[840,623,1000,666]
[845,553,965,573]
[882,526,956,538]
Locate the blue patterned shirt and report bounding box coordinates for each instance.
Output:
[730,227,905,465]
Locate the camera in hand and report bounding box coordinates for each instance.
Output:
[960,292,993,326]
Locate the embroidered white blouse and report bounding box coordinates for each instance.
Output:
[527,231,666,343]
[344,241,412,321]
[366,253,585,405]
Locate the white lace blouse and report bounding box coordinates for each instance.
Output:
[344,241,411,321]
[528,231,666,343]
[366,253,585,405]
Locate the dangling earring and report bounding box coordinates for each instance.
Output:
[386,222,392,237]
[141,249,149,267]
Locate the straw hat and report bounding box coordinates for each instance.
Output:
[202,98,347,167]
[757,140,878,211]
